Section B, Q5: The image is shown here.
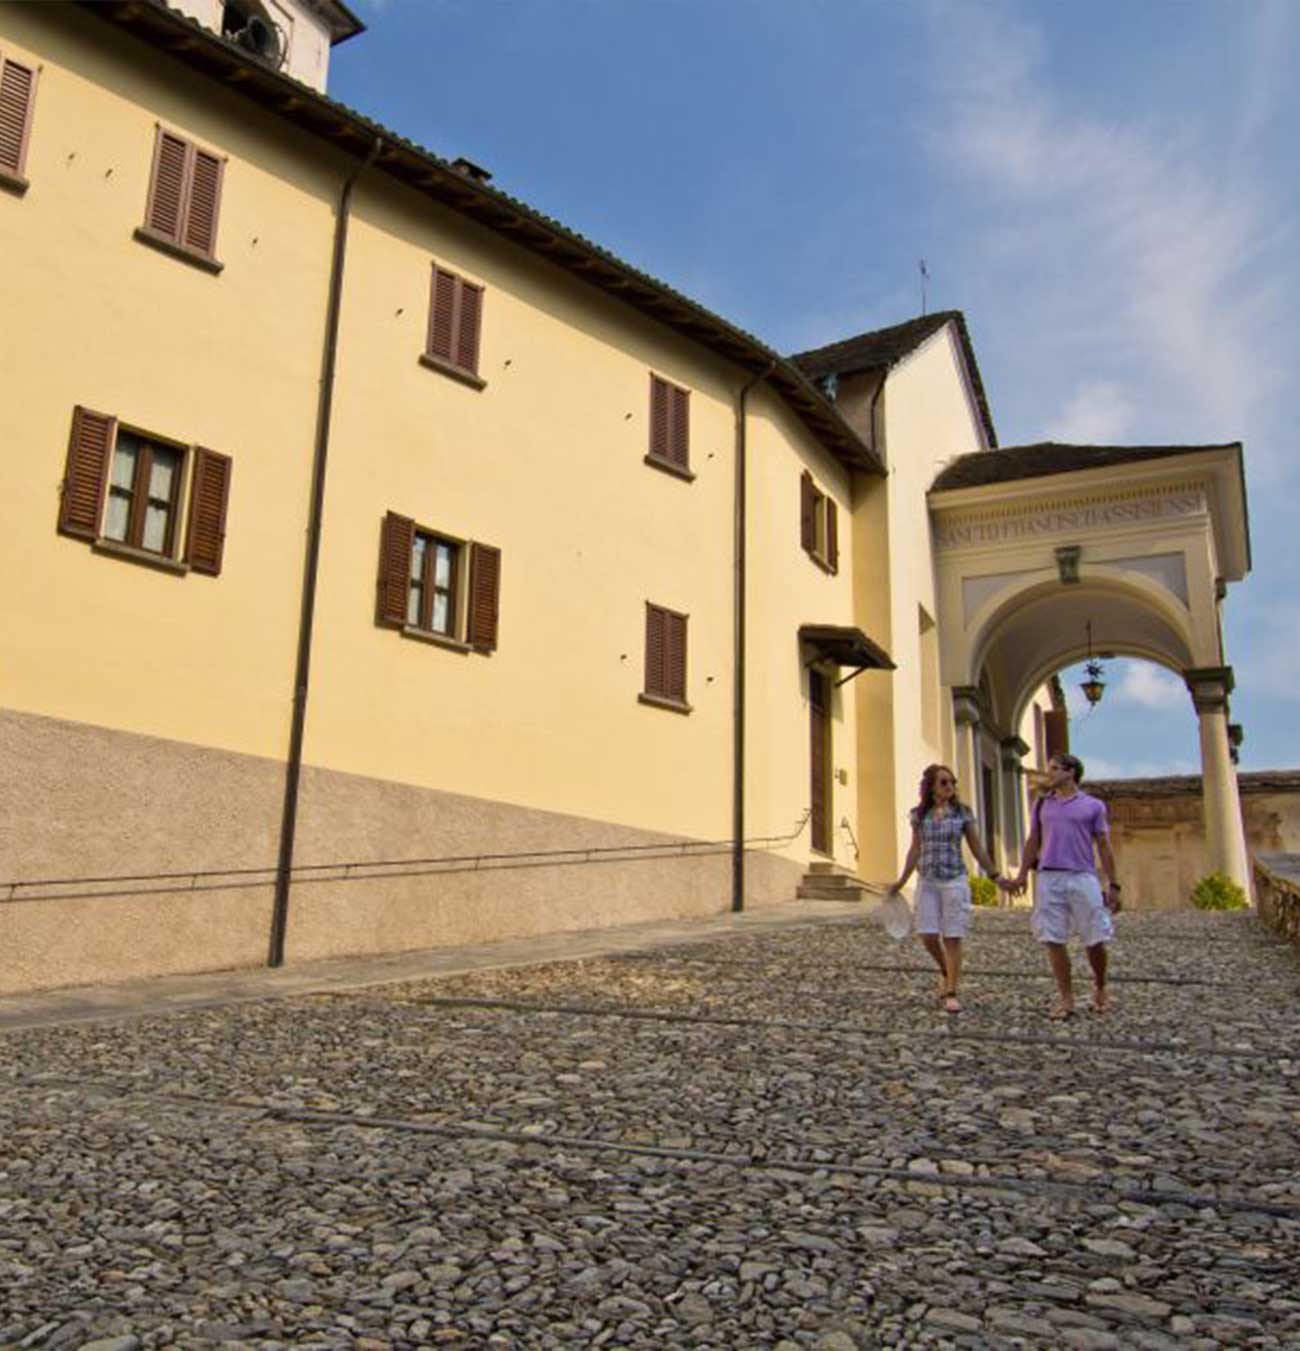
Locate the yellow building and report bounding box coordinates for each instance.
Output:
[0,0,1251,995]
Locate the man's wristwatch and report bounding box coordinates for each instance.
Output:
[1108,881,1121,890]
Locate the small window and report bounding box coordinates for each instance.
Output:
[800,470,839,573]
[421,264,485,388]
[57,406,232,575]
[640,602,689,712]
[378,511,500,652]
[0,51,38,192]
[647,374,691,478]
[408,531,460,636]
[135,127,225,272]
[104,432,183,556]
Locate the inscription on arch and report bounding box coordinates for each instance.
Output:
[936,489,1205,550]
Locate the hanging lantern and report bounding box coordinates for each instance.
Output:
[1079,621,1106,706]
[1080,660,1106,706]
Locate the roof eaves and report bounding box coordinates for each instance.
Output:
[790,310,997,450]
[79,0,881,476]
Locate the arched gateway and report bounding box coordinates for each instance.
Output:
[928,441,1251,891]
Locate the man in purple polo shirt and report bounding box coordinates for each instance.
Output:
[1007,752,1121,1019]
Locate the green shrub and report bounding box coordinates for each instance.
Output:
[970,873,1000,907]
[1190,872,1248,911]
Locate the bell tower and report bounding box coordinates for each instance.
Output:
[168,0,364,93]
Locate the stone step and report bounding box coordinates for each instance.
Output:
[796,869,869,901]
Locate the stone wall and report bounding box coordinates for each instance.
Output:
[1089,772,1300,911]
[1254,853,1300,952]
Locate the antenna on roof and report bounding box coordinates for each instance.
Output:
[919,259,929,316]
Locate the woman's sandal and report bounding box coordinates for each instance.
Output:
[943,995,963,1014]
[1048,1005,1076,1022]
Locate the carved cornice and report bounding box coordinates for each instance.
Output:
[1184,665,1235,712]
[934,483,1207,551]
[952,684,986,727]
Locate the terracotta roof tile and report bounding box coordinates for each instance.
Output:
[930,441,1241,493]
[789,311,997,450]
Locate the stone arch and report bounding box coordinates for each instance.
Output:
[965,576,1197,735]
[928,443,1251,891]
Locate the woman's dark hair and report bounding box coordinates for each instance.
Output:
[917,763,966,818]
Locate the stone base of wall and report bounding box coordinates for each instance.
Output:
[0,709,803,994]
[1255,854,1300,952]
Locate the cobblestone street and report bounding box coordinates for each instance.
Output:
[2,906,1298,1349]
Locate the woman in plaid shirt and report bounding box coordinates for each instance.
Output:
[889,763,1002,1013]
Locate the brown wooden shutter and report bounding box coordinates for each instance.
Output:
[800,471,816,552]
[184,447,232,575]
[0,57,36,178]
[428,267,457,362]
[649,375,669,462]
[59,406,116,540]
[467,541,501,652]
[455,281,483,374]
[146,129,191,241]
[665,611,687,700]
[182,148,223,257]
[644,603,665,696]
[1044,708,1070,760]
[669,385,689,467]
[377,511,415,627]
[826,498,839,573]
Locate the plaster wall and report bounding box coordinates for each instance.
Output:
[0,7,338,761]
[849,477,895,882]
[875,326,987,868]
[746,397,861,871]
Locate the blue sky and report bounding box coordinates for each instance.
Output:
[336,0,1299,778]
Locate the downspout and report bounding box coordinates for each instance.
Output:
[732,360,776,913]
[268,135,384,968]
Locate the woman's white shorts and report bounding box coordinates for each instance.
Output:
[914,876,971,938]
[1032,870,1114,947]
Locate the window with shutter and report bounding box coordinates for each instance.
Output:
[800,470,839,574]
[0,53,37,191]
[421,264,486,389]
[378,511,500,653]
[184,448,232,576]
[640,602,690,713]
[57,406,231,577]
[646,374,693,480]
[136,126,225,272]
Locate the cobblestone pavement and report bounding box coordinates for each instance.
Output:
[2,907,1298,1349]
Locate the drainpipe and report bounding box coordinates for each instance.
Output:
[268,136,384,968]
[732,360,776,913]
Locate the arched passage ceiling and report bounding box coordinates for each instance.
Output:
[979,585,1194,727]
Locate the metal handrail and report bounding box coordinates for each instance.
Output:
[2,810,812,907]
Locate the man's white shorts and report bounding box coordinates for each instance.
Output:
[1033,870,1114,947]
[914,876,971,938]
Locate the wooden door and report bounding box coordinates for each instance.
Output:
[810,670,830,854]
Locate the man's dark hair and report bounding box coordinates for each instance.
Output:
[1051,752,1085,784]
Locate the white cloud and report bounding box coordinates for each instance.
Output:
[1111,662,1185,712]
[1046,380,1135,445]
[1082,754,1198,782]
[1235,600,1300,701]
[920,0,1295,472]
